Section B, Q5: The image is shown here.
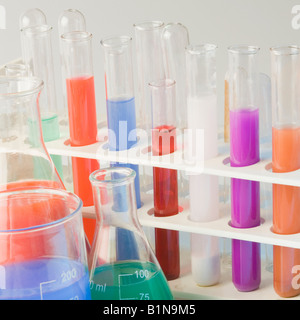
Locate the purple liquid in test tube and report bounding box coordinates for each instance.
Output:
[228,46,261,292]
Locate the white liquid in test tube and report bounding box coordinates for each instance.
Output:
[186,45,220,287]
[188,95,220,287]
[188,94,219,222]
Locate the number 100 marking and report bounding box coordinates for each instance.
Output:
[135,269,149,279]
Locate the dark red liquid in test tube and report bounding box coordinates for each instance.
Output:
[151,123,180,279]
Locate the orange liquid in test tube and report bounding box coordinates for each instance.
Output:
[272,126,300,297]
[66,76,99,242]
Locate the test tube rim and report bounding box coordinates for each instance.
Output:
[0,76,43,100]
[133,20,164,31]
[4,63,29,73]
[89,167,136,188]
[20,24,52,37]
[185,43,217,55]
[270,45,300,56]
[148,78,176,89]
[60,30,92,42]
[100,35,132,48]
[0,187,83,234]
[227,45,260,55]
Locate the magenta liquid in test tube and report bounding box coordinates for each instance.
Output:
[228,46,261,292]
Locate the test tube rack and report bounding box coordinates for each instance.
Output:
[44,126,300,300]
[1,60,298,300]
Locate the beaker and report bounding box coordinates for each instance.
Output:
[88,167,173,300]
[149,79,180,280]
[100,35,141,209]
[60,31,99,207]
[270,45,300,298]
[227,46,261,292]
[186,44,220,286]
[0,76,63,191]
[0,187,91,300]
[20,24,64,180]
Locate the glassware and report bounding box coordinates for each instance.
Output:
[224,71,230,143]
[162,22,189,130]
[4,63,29,76]
[0,187,91,300]
[228,45,261,292]
[100,35,141,209]
[88,167,173,300]
[149,79,180,280]
[19,8,47,29]
[60,31,99,205]
[58,9,86,36]
[60,31,99,246]
[186,44,220,286]
[0,76,63,191]
[58,8,86,125]
[270,45,300,298]
[133,21,165,135]
[20,24,64,181]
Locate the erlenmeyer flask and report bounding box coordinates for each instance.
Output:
[88,167,173,300]
[0,76,64,191]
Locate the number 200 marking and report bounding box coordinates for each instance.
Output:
[61,268,77,283]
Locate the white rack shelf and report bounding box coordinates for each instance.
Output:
[45,130,300,187]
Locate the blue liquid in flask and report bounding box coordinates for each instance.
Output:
[0,258,91,300]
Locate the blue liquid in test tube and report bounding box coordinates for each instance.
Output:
[107,97,141,261]
[107,97,141,208]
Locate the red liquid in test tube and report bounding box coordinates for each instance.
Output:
[150,81,180,280]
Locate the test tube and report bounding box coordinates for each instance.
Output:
[186,44,220,286]
[162,23,189,130]
[58,9,87,123]
[58,9,86,36]
[19,8,47,28]
[270,45,300,298]
[100,36,141,209]
[4,63,29,76]
[134,21,165,134]
[224,72,230,143]
[60,31,99,210]
[149,79,180,280]
[20,24,64,180]
[228,45,261,292]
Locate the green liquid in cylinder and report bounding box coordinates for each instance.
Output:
[90,261,173,300]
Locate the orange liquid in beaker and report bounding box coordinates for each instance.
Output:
[0,181,70,264]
